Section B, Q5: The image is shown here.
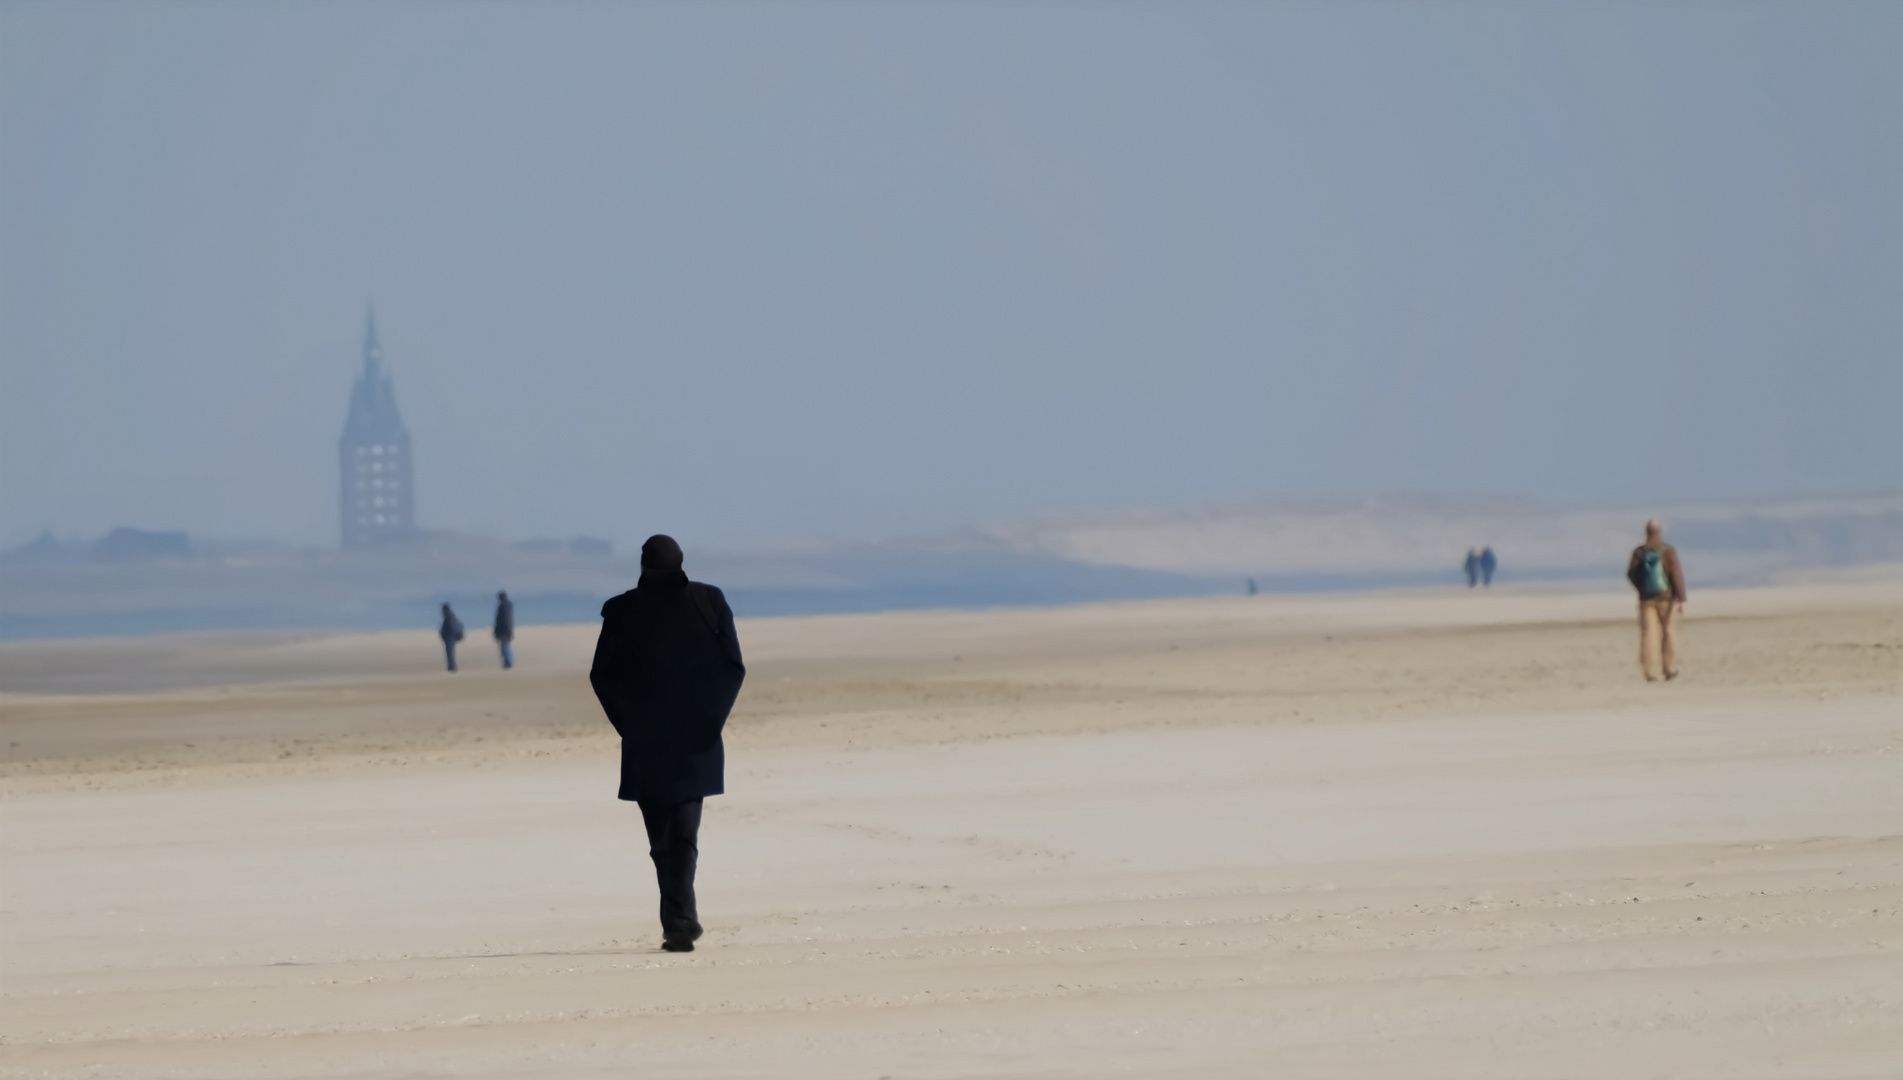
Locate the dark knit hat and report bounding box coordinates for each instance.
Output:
[640,534,684,572]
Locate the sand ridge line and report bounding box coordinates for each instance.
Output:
[11,580,1900,699]
[4,599,1900,791]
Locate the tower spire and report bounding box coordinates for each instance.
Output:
[363,304,382,372]
[340,305,414,549]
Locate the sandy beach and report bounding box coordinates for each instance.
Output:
[4,580,1901,1078]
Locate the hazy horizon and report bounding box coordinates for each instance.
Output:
[10,487,1903,557]
[4,2,1899,552]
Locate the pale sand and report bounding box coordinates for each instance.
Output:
[3,582,1901,1077]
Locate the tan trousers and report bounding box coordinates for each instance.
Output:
[1638,595,1680,681]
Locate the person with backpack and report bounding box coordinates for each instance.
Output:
[1626,520,1687,682]
[589,534,746,952]
[439,602,465,672]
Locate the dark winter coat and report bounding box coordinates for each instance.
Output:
[439,609,464,643]
[493,597,514,641]
[589,571,745,803]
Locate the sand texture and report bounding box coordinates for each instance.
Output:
[3,582,1901,1077]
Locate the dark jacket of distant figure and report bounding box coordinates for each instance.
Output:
[493,597,514,641]
[589,571,745,803]
[439,607,464,643]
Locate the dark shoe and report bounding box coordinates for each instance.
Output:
[661,938,694,953]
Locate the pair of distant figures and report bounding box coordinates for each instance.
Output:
[438,592,514,672]
[1463,547,1498,588]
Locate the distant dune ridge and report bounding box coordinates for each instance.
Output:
[4,492,1901,638]
[978,491,1903,578]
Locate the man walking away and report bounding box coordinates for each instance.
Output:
[494,591,514,669]
[439,603,464,673]
[589,535,745,952]
[1480,547,1498,587]
[1626,520,1687,682]
[1463,549,1480,588]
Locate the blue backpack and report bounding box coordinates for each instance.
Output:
[1634,548,1668,598]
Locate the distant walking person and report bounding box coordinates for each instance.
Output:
[1626,520,1687,682]
[1479,547,1497,587]
[1463,549,1481,588]
[439,603,464,673]
[493,591,514,669]
[589,535,745,953]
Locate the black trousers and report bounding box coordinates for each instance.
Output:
[637,798,703,941]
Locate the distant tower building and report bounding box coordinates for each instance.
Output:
[338,310,416,548]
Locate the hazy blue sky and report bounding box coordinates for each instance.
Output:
[2,1,1898,550]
